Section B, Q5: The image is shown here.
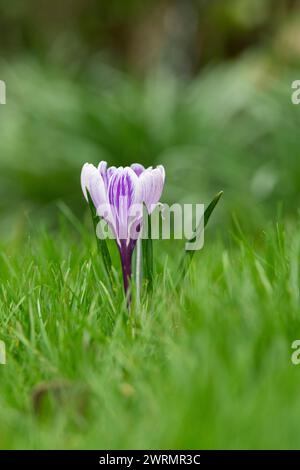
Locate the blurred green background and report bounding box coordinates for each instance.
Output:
[0,0,299,236]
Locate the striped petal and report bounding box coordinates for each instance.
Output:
[98,161,108,186]
[108,167,143,244]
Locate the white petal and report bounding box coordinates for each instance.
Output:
[140,166,165,213]
[80,163,98,201]
[157,165,165,182]
[89,172,108,212]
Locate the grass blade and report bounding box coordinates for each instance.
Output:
[142,210,153,293]
[135,236,142,307]
[204,191,223,229]
[177,191,223,284]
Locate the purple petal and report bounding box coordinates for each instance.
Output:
[131,163,145,177]
[108,167,142,244]
[98,161,108,186]
[107,165,117,184]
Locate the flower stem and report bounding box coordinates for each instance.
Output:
[135,236,142,308]
[119,242,132,308]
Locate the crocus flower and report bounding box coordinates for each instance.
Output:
[81,161,165,299]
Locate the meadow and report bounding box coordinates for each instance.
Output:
[0,208,300,448]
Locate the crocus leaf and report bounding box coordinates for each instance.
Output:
[87,190,113,288]
[142,208,153,293]
[204,190,223,228]
[177,191,223,283]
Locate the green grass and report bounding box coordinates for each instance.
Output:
[0,214,300,450]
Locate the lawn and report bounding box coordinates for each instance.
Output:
[0,214,299,450]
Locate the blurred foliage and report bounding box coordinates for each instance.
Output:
[0,0,297,73]
[0,0,299,236]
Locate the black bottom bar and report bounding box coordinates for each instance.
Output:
[0,450,300,467]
